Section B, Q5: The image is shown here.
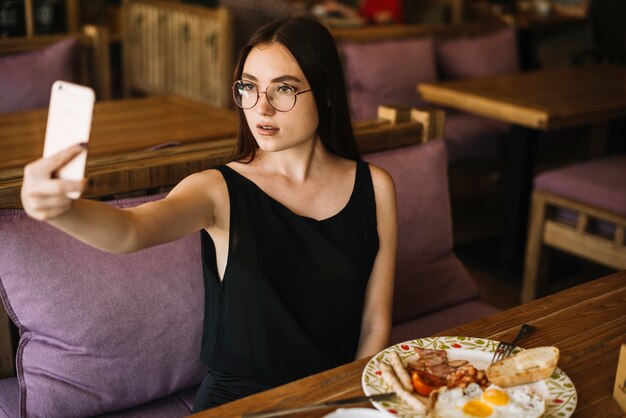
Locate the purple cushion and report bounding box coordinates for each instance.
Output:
[0,194,207,417]
[0,38,79,113]
[444,110,510,162]
[95,390,194,418]
[176,385,199,412]
[437,27,519,80]
[341,37,437,121]
[534,155,626,217]
[0,378,19,418]
[391,300,500,344]
[364,141,483,323]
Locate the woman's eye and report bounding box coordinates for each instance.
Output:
[277,85,295,95]
[241,82,256,91]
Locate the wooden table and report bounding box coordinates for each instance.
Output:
[191,270,626,418]
[0,97,428,209]
[0,96,238,208]
[418,66,626,269]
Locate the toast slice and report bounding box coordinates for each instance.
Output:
[486,346,560,387]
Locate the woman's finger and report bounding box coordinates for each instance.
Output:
[27,178,87,197]
[24,200,73,221]
[27,194,74,211]
[27,143,87,177]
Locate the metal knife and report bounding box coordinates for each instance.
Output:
[241,392,396,418]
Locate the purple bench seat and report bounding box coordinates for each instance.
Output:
[0,378,198,418]
[0,195,206,418]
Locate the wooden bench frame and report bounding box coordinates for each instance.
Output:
[522,190,626,303]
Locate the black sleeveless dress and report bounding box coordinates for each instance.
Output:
[193,161,379,411]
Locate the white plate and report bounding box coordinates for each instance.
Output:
[361,336,577,418]
[324,407,392,417]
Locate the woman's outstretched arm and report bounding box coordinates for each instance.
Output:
[21,143,221,253]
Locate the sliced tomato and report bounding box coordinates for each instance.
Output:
[410,370,444,396]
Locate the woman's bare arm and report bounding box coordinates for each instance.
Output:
[21,144,221,253]
[355,164,397,359]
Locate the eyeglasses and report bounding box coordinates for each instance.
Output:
[232,80,312,112]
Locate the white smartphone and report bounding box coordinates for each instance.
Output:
[43,80,95,199]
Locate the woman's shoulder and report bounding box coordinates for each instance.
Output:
[185,166,229,185]
[169,167,229,204]
[365,161,395,193]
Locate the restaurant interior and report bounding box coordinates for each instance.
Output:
[0,0,625,417]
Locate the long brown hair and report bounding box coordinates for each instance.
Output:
[231,16,359,162]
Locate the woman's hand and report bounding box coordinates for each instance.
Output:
[21,143,88,221]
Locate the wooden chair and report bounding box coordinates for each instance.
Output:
[522,155,626,303]
[122,0,233,108]
[0,24,112,103]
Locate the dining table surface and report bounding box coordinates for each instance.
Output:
[190,269,626,418]
[0,95,238,173]
[417,65,626,131]
[0,95,238,208]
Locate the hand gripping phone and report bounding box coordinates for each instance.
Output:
[42,80,95,199]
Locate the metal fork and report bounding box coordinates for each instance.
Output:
[491,324,536,364]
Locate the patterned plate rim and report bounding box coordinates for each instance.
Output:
[361,336,577,418]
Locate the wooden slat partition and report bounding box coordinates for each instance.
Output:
[122,0,233,108]
[22,0,80,37]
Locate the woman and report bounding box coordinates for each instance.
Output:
[20,16,397,411]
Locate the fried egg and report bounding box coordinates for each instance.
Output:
[432,383,545,418]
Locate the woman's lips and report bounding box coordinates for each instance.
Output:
[256,123,279,136]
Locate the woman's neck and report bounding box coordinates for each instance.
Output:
[252,136,334,183]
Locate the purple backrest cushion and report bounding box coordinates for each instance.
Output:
[437,27,519,79]
[0,38,78,114]
[363,141,480,323]
[0,194,207,417]
[341,37,438,121]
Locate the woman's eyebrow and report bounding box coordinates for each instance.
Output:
[241,73,303,84]
[272,75,303,84]
[241,73,258,81]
